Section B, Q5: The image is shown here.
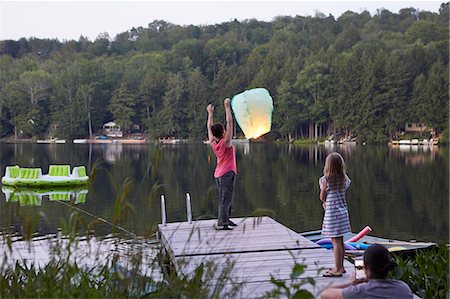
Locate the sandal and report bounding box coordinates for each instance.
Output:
[323,270,343,277]
[328,268,346,273]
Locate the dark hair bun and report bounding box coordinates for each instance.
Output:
[384,260,397,272]
[364,245,397,279]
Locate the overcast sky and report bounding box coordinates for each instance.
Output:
[0,1,443,41]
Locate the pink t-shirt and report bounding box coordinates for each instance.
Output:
[211,139,237,178]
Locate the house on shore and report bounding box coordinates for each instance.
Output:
[103,121,123,138]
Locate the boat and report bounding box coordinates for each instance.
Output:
[36,138,66,144]
[300,229,436,255]
[73,139,88,144]
[1,165,89,187]
[411,139,419,145]
[2,186,88,205]
[399,140,411,145]
[390,138,439,147]
[159,138,183,144]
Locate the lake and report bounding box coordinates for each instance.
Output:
[0,143,448,243]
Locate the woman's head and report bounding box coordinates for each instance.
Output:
[364,244,397,279]
[211,123,225,139]
[324,152,347,189]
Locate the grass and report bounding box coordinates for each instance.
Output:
[293,139,317,145]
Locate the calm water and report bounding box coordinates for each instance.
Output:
[0,143,448,243]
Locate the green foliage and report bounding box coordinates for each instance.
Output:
[0,250,158,298]
[152,259,239,298]
[440,126,448,144]
[265,260,316,298]
[293,139,316,145]
[0,6,448,141]
[391,245,449,298]
[109,82,136,133]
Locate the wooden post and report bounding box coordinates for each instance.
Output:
[161,195,166,226]
[186,193,192,224]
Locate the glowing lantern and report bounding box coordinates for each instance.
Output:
[231,88,274,139]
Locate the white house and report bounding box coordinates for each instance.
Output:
[103,121,123,138]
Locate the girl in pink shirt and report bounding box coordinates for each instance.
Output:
[207,98,237,230]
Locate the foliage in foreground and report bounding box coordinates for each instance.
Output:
[265,251,322,299]
[0,259,154,298]
[0,254,240,298]
[391,244,449,299]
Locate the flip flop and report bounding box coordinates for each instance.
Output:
[323,270,343,277]
[328,268,346,273]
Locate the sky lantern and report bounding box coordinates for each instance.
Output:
[231,88,274,139]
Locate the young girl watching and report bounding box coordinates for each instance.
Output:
[319,152,351,277]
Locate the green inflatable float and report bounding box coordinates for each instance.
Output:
[1,165,89,187]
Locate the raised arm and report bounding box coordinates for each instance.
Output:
[206,104,214,144]
[223,98,233,147]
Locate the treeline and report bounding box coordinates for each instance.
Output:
[0,4,448,142]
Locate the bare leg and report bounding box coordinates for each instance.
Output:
[330,237,345,274]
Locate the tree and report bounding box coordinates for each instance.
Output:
[109,82,136,134]
[77,84,94,138]
[18,70,51,106]
[138,68,166,137]
[275,80,298,141]
[422,63,449,133]
[160,73,186,137]
[186,68,210,139]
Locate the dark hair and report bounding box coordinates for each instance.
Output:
[364,244,397,279]
[211,123,224,139]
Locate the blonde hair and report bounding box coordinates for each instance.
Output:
[323,152,347,190]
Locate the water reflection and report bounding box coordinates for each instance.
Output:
[103,143,123,163]
[2,186,88,206]
[0,234,161,279]
[389,145,439,166]
[0,143,447,243]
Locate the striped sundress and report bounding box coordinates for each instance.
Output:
[319,175,351,237]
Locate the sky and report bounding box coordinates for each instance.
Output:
[0,0,444,41]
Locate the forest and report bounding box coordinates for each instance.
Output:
[0,3,448,142]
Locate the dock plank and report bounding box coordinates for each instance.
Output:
[158,216,353,298]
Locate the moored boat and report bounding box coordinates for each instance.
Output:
[73,139,88,144]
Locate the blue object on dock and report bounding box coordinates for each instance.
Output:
[346,242,371,250]
[320,243,356,250]
[318,242,370,250]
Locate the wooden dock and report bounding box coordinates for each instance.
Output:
[158,216,353,298]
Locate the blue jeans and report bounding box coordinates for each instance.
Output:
[215,171,235,226]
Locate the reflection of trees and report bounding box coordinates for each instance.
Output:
[0,144,447,242]
[345,146,448,242]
